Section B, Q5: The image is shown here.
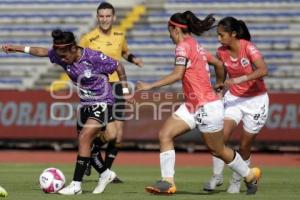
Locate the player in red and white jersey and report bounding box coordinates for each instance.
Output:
[204,16,269,194]
[137,11,261,195]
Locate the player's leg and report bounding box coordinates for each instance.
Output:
[85,115,116,177]
[202,131,261,195]
[59,118,101,195]
[227,131,254,193]
[105,82,125,182]
[204,92,242,192]
[105,120,124,183]
[227,93,269,193]
[145,104,194,194]
[203,118,237,191]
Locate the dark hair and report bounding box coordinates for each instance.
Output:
[169,11,215,36]
[51,29,76,49]
[218,16,251,41]
[97,2,115,15]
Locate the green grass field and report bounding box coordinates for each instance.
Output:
[1,164,299,200]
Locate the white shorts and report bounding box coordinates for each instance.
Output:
[224,91,269,134]
[174,100,224,133]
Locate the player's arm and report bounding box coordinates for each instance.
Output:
[136,65,185,91]
[209,56,226,85]
[209,56,226,92]
[229,45,268,85]
[1,44,49,57]
[122,51,144,68]
[244,58,268,81]
[115,62,135,103]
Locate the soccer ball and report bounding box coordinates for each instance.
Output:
[39,168,66,193]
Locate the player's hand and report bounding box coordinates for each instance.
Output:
[1,44,17,53]
[133,57,144,68]
[136,81,152,91]
[214,83,224,98]
[123,93,135,104]
[224,79,235,87]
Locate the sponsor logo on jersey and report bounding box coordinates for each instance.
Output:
[241,57,250,67]
[248,45,259,55]
[106,42,112,46]
[113,32,123,36]
[82,61,92,66]
[176,46,186,57]
[84,69,92,78]
[89,35,100,42]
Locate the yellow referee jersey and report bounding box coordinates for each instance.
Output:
[79,26,129,82]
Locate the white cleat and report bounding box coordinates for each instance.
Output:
[203,175,223,192]
[92,170,116,194]
[227,177,241,194]
[58,182,82,195]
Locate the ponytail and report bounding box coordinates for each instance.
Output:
[218,17,251,41]
[169,11,215,36]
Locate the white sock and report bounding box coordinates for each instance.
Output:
[212,156,225,176]
[227,152,250,178]
[160,150,175,178]
[100,169,111,179]
[71,181,81,188]
[231,157,251,180]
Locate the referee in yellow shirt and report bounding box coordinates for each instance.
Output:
[80,2,144,183]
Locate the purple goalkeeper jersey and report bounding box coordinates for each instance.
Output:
[48,48,117,105]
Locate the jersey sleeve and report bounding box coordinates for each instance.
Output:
[246,42,263,63]
[174,42,189,66]
[204,49,213,62]
[48,49,66,68]
[95,52,118,74]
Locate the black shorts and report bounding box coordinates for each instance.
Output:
[111,82,126,121]
[76,103,114,133]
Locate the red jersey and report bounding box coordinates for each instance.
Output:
[175,36,219,113]
[217,39,267,97]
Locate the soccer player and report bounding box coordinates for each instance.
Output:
[203,16,269,193]
[80,2,143,182]
[136,11,261,195]
[1,29,133,195]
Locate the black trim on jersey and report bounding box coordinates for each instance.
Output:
[175,56,188,67]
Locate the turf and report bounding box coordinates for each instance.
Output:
[0,164,299,200]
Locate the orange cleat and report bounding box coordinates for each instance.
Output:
[145,180,176,195]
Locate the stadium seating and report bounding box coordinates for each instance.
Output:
[0,0,130,89]
[125,0,300,91]
[0,0,300,91]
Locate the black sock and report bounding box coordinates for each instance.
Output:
[105,140,120,169]
[94,134,108,148]
[90,149,107,174]
[73,156,90,181]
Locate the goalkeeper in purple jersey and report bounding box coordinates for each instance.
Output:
[1,29,134,195]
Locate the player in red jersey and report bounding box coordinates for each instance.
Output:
[203,16,269,194]
[137,11,261,195]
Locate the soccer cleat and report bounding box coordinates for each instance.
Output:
[84,163,92,176]
[112,176,124,184]
[145,180,176,195]
[203,175,223,192]
[245,167,261,195]
[227,176,241,194]
[92,170,116,194]
[58,182,82,195]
